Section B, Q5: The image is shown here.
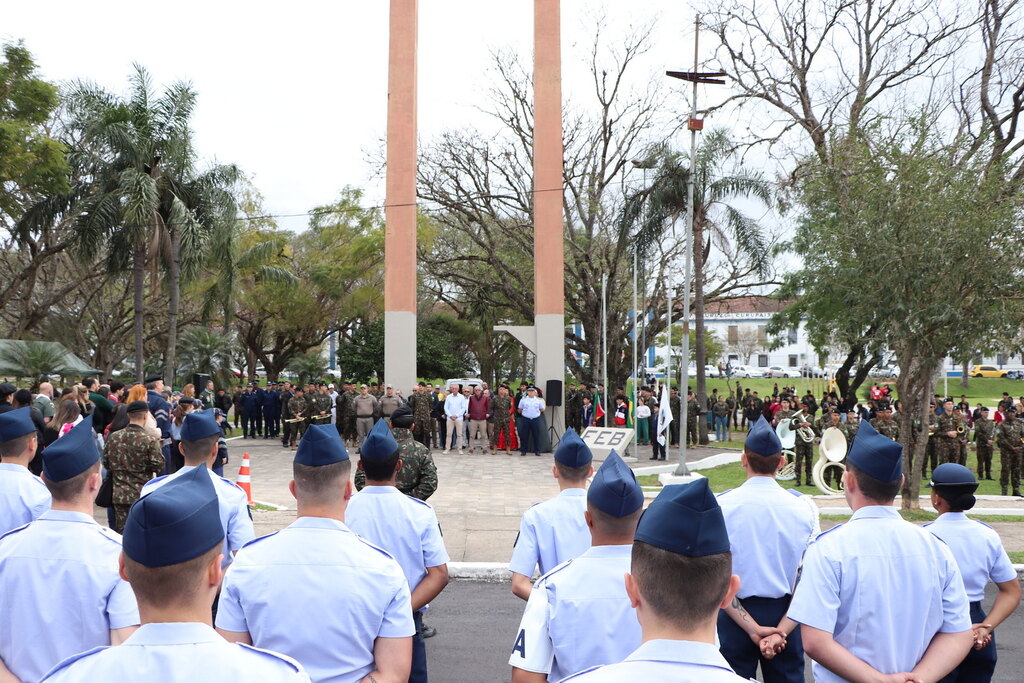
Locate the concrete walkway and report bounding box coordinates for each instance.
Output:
[225,435,1024,564]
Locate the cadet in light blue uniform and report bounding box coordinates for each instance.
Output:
[924,463,1020,683]
[346,419,450,683]
[0,416,139,683]
[509,449,645,682]
[42,465,308,682]
[563,478,746,682]
[716,416,818,683]
[216,424,415,683]
[140,410,254,569]
[785,421,973,683]
[0,407,50,534]
[509,428,594,601]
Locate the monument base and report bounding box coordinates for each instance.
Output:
[657,472,707,487]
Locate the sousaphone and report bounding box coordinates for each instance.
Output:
[813,426,848,494]
[775,417,797,481]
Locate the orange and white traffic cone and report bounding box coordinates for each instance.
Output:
[237,453,253,505]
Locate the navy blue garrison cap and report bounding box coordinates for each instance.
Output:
[588,450,644,517]
[180,410,221,441]
[634,478,729,557]
[847,419,903,482]
[360,419,400,461]
[554,429,593,467]
[122,465,224,567]
[0,407,37,441]
[929,463,978,488]
[42,416,100,482]
[294,423,350,466]
[745,416,782,457]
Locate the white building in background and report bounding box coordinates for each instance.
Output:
[690,296,822,371]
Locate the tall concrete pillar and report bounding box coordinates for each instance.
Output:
[534,0,565,432]
[384,0,418,392]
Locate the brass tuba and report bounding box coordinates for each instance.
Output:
[789,410,815,443]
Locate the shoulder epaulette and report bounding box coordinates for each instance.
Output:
[404,495,433,509]
[787,488,804,498]
[354,534,399,562]
[973,519,995,530]
[811,523,844,542]
[535,557,574,584]
[236,643,304,672]
[216,475,247,494]
[96,525,124,545]
[240,530,280,549]
[0,522,31,542]
[40,646,109,678]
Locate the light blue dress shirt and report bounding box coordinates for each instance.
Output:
[41,622,308,682]
[788,506,972,682]
[925,512,1017,602]
[519,396,545,419]
[717,476,819,599]
[560,639,748,681]
[216,516,415,683]
[0,510,138,683]
[508,488,590,577]
[345,486,449,604]
[509,544,641,682]
[141,464,254,568]
[0,462,50,535]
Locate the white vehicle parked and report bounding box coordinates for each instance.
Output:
[766,366,801,378]
[730,364,765,378]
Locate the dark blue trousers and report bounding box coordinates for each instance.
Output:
[939,601,997,683]
[518,416,541,455]
[717,595,803,683]
[412,610,428,682]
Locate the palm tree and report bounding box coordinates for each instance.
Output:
[66,65,238,385]
[287,351,328,387]
[625,129,774,442]
[0,341,71,380]
[176,327,235,389]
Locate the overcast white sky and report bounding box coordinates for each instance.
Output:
[4,0,705,232]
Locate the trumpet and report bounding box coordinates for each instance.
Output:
[956,425,966,434]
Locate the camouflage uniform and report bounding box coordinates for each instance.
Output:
[342,388,358,444]
[354,427,438,500]
[670,393,682,446]
[994,415,1024,495]
[407,391,434,447]
[973,415,995,480]
[844,418,859,443]
[685,397,699,446]
[954,413,969,465]
[490,393,514,452]
[923,412,939,477]
[934,413,960,467]
[792,414,818,487]
[288,394,307,447]
[335,391,349,438]
[310,391,332,426]
[869,415,900,441]
[102,424,164,533]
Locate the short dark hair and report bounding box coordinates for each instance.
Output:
[180,436,221,463]
[745,451,782,475]
[293,460,351,502]
[83,378,97,390]
[0,432,35,459]
[587,504,642,537]
[555,461,591,483]
[361,451,401,481]
[123,542,221,608]
[849,463,900,502]
[631,541,731,628]
[45,461,100,502]
[12,388,32,406]
[109,380,125,393]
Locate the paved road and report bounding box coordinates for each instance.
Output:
[428,580,1024,682]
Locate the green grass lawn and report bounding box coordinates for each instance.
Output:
[1009,551,1024,563]
[694,376,1024,405]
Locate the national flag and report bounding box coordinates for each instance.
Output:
[595,400,606,423]
[657,383,673,446]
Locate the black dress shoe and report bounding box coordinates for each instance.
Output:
[421,624,437,639]
[649,456,658,460]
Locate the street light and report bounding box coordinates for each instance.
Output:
[666,15,726,477]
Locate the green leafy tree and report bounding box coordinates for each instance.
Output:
[0,42,68,225]
[0,340,71,379]
[287,350,329,387]
[416,314,477,380]
[336,319,384,382]
[176,327,235,390]
[782,121,1023,507]
[626,129,775,442]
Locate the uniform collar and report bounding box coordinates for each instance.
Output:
[559,488,587,498]
[740,475,782,489]
[38,509,97,525]
[625,639,735,671]
[125,622,221,646]
[0,462,32,473]
[357,485,401,495]
[850,505,901,521]
[582,544,632,559]
[292,516,352,533]
[937,511,970,522]
[393,428,414,440]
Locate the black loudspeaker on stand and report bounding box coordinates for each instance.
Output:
[193,373,211,391]
[545,379,563,407]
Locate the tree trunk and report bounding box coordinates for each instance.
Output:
[133,244,146,382]
[894,353,939,510]
[164,227,181,388]
[960,358,970,389]
[693,223,710,444]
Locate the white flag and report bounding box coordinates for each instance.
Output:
[657,383,673,446]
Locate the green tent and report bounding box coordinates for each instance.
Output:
[0,340,102,380]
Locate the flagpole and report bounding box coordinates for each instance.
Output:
[602,273,609,427]
[633,249,639,457]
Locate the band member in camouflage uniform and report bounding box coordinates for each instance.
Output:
[407,383,434,448]
[354,406,438,500]
[845,410,860,442]
[922,404,939,477]
[816,408,843,488]
[287,387,307,449]
[934,400,960,467]
[994,406,1024,496]
[489,384,514,455]
[685,391,699,446]
[792,401,818,487]
[772,398,795,427]
[952,406,969,465]
[670,388,682,447]
[973,406,995,480]
[335,382,351,439]
[279,382,295,447]
[102,401,165,532]
[869,403,900,440]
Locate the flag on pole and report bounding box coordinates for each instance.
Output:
[657,383,673,446]
[595,400,606,424]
